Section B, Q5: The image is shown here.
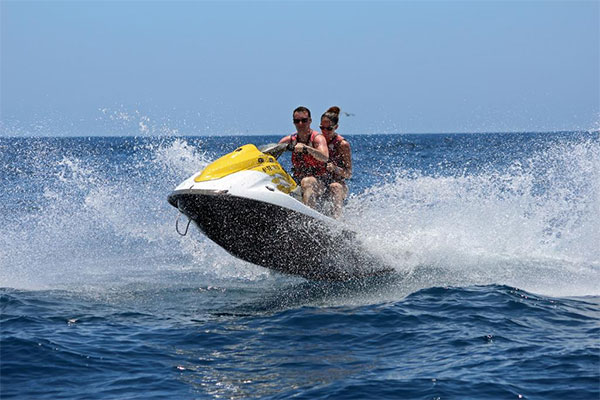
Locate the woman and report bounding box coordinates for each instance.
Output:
[320,106,352,218]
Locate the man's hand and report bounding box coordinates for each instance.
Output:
[294,143,308,153]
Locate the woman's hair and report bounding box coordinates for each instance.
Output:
[321,106,341,126]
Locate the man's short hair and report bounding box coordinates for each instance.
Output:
[293,106,311,118]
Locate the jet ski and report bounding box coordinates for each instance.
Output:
[167,142,390,281]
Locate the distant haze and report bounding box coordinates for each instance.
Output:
[1,1,598,136]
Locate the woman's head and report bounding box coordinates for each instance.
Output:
[322,106,340,125]
[320,106,340,136]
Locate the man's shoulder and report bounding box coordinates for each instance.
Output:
[279,133,297,143]
[312,131,327,142]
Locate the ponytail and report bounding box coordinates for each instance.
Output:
[322,106,341,125]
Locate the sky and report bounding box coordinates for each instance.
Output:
[1,0,598,136]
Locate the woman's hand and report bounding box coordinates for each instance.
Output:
[327,162,343,175]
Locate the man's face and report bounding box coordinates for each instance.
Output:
[293,111,311,133]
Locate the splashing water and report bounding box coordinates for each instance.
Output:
[1,133,598,298]
[0,137,267,290]
[345,135,599,296]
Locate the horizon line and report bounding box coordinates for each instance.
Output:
[1,130,598,139]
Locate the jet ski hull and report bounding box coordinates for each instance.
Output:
[168,189,387,281]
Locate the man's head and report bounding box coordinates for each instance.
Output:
[293,106,312,135]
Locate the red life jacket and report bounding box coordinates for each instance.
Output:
[325,133,348,182]
[290,130,327,179]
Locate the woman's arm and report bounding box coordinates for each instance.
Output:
[327,140,352,179]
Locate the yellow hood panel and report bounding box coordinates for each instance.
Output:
[194,144,297,193]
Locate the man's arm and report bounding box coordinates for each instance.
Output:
[300,134,329,162]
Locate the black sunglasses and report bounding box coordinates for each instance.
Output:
[320,126,335,131]
[293,118,309,124]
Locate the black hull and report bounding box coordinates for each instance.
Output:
[168,190,388,281]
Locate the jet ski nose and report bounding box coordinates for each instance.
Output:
[167,193,179,208]
[168,193,196,221]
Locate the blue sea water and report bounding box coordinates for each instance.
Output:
[1,132,599,399]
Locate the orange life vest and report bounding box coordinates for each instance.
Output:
[290,130,327,180]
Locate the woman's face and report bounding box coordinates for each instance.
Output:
[320,118,336,138]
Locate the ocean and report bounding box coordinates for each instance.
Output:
[1,132,599,399]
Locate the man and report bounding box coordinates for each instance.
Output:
[279,106,329,209]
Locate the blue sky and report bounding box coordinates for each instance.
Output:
[1,1,598,136]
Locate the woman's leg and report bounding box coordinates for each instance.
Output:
[327,182,348,219]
